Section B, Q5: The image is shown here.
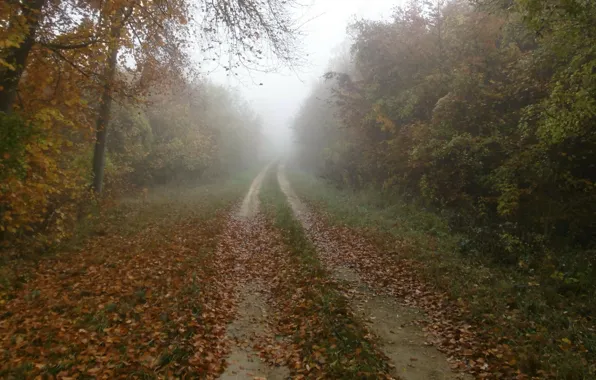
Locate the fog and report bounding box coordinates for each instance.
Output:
[204,0,400,154]
[3,1,594,376]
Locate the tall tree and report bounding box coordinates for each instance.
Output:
[91,5,134,193]
[1,0,46,112]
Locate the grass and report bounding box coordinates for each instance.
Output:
[0,168,259,378]
[0,169,257,297]
[259,167,391,379]
[287,168,595,379]
[71,169,259,243]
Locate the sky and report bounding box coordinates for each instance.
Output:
[206,0,400,153]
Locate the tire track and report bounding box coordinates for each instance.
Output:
[237,163,272,219]
[219,164,290,380]
[277,163,470,380]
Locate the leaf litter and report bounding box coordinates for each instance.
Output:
[218,165,391,379]
[215,213,293,380]
[276,164,503,379]
[1,212,234,378]
[0,165,392,380]
[294,210,527,379]
[261,166,394,379]
[0,165,529,380]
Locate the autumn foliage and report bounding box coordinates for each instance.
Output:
[292,0,596,377]
[1,0,296,249]
[294,0,595,288]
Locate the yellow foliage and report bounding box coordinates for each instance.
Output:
[373,104,396,132]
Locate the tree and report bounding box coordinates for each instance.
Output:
[294,0,596,262]
[91,4,134,193]
[0,0,45,113]
[1,0,299,192]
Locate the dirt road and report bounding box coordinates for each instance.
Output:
[219,164,290,379]
[0,165,473,379]
[276,163,469,380]
[200,164,471,379]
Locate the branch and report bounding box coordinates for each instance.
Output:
[47,47,101,82]
[39,39,100,50]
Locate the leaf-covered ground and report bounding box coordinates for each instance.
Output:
[218,165,393,379]
[289,204,505,378]
[259,167,393,379]
[276,166,472,380]
[0,181,251,379]
[1,165,546,380]
[1,214,233,378]
[0,168,392,379]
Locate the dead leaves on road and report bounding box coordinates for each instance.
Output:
[214,214,391,379]
[269,262,393,379]
[259,175,394,379]
[301,207,527,379]
[1,197,391,379]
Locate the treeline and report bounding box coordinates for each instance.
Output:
[106,81,265,187]
[294,0,595,272]
[0,0,295,248]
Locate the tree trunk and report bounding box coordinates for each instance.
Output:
[0,0,46,113]
[91,21,122,194]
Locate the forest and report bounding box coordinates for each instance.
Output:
[294,0,595,292]
[290,0,595,376]
[1,0,289,249]
[1,0,595,378]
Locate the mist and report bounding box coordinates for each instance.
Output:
[204,0,398,155]
[2,0,595,378]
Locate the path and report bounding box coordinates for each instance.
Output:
[219,164,290,379]
[238,163,272,219]
[277,164,469,380]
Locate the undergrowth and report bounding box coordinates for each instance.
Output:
[259,167,391,379]
[287,168,595,379]
[0,169,256,298]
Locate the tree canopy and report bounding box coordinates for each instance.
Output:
[294,0,595,272]
[1,0,297,247]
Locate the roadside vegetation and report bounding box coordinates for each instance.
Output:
[291,0,595,377]
[259,168,392,379]
[1,0,296,252]
[287,168,595,379]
